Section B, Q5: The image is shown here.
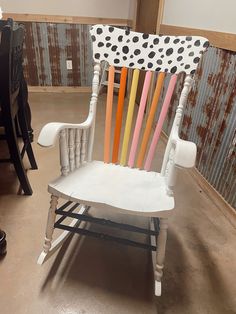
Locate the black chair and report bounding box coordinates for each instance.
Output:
[0,19,37,195]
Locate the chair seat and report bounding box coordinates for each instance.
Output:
[49,161,174,216]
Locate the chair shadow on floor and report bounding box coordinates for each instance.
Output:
[39,214,191,312]
[39,216,236,313]
[40,216,155,301]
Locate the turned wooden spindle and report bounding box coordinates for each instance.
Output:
[59,129,69,176]
[68,128,75,172]
[75,129,82,168]
[81,129,87,163]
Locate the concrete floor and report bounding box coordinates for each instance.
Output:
[0,92,236,314]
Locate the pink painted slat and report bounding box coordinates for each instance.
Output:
[144,74,178,171]
[128,71,152,167]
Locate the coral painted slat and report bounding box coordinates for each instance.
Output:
[104,66,115,163]
[120,69,140,166]
[136,72,165,169]
[112,67,128,164]
[144,74,178,171]
[128,71,152,168]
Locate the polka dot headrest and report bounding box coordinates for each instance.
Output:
[90,24,209,75]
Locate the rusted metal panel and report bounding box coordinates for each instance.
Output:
[161,47,236,209]
[23,22,39,85]
[21,22,93,86]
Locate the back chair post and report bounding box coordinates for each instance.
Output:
[161,75,195,192]
[87,63,101,162]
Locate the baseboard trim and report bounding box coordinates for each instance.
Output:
[189,168,236,228]
[28,86,91,93]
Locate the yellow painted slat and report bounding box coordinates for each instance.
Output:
[120,69,140,166]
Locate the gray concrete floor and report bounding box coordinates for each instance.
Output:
[0,92,236,314]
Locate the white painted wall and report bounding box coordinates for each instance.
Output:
[163,0,236,34]
[0,0,135,19]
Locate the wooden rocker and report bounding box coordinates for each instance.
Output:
[37,25,209,296]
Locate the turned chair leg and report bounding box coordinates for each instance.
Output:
[155,218,168,296]
[43,195,58,254]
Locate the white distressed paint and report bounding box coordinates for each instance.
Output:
[163,0,236,34]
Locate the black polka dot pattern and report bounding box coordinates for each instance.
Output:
[90,25,209,74]
[111,45,117,52]
[166,48,173,56]
[96,28,102,35]
[153,38,159,45]
[148,51,155,58]
[122,46,129,54]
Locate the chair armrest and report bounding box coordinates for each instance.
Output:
[174,138,197,168]
[38,120,92,148]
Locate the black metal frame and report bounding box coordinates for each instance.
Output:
[54,201,159,251]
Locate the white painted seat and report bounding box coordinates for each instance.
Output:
[49,161,174,216]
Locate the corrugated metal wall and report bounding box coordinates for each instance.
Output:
[22,22,93,86]
[162,47,236,209]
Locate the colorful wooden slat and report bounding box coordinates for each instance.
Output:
[128,71,152,167]
[144,74,178,171]
[104,66,115,163]
[136,72,165,169]
[112,67,128,163]
[120,69,140,166]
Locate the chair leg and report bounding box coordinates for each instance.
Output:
[155,218,168,296]
[37,202,89,265]
[43,195,58,254]
[5,124,33,195]
[18,108,38,170]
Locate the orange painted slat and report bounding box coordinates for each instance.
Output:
[136,72,165,168]
[104,66,115,163]
[112,67,128,163]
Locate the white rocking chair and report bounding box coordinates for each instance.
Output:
[37,25,209,296]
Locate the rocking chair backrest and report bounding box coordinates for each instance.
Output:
[90,25,209,171]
